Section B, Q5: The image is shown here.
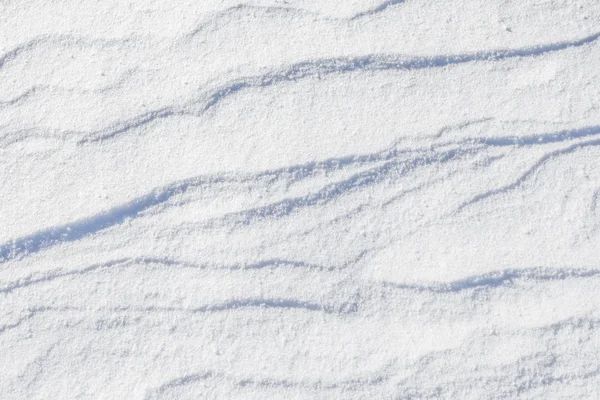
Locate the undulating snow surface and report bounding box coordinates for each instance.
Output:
[2,0,600,398]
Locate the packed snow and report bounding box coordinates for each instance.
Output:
[2,0,600,398]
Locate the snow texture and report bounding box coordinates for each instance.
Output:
[2,0,600,398]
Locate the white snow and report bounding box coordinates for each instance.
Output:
[2,0,600,398]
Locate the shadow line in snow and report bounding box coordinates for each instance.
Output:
[0,313,36,334]
[481,125,600,147]
[458,137,600,210]
[1,297,356,336]
[148,372,215,399]
[146,359,394,399]
[106,299,356,315]
[350,0,406,20]
[199,31,600,113]
[383,266,600,293]
[183,0,409,41]
[214,147,466,226]
[0,170,240,264]
[0,257,334,294]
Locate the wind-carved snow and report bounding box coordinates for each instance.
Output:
[1,0,600,399]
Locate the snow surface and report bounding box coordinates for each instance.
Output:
[2,0,600,398]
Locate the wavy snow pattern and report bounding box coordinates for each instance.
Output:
[3,0,600,399]
[44,31,600,143]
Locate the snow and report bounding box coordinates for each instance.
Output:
[1,0,600,398]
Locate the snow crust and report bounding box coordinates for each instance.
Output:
[2,0,600,398]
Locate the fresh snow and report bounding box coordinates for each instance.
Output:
[2,0,600,398]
